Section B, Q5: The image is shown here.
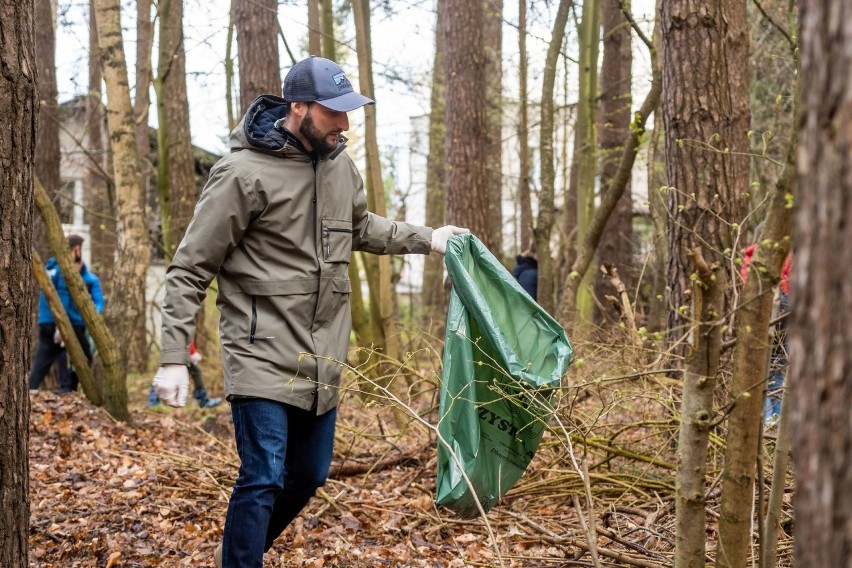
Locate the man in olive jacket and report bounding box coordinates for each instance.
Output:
[152,56,466,567]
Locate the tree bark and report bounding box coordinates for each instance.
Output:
[534,0,572,315]
[236,0,280,113]
[791,1,852,565]
[0,0,36,562]
[444,0,490,245]
[594,0,633,309]
[134,0,153,215]
[95,0,151,394]
[307,0,321,55]
[33,0,59,261]
[352,0,399,368]
[572,0,601,324]
[516,0,533,252]
[716,101,796,568]
[661,0,750,565]
[34,179,126,409]
[483,0,503,256]
[321,0,335,60]
[85,0,116,291]
[557,21,661,326]
[422,0,447,321]
[30,249,99,403]
[155,0,196,260]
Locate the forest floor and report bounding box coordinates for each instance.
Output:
[27,341,794,567]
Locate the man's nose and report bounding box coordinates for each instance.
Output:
[338,113,350,131]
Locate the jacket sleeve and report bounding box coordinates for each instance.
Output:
[160,162,257,365]
[349,163,433,255]
[86,273,105,314]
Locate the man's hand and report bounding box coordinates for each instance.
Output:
[431,225,470,255]
[53,328,62,345]
[152,365,190,407]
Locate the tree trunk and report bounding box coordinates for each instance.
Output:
[236,0,280,113]
[85,0,116,292]
[225,0,238,130]
[422,0,447,321]
[134,0,153,219]
[594,0,633,310]
[0,2,36,562]
[30,249,100,402]
[307,0,321,56]
[444,0,490,244]
[155,0,196,260]
[483,0,503,256]
[517,0,533,252]
[321,0,335,60]
[558,22,661,327]
[791,1,852,565]
[716,105,796,568]
[34,179,127,410]
[572,0,601,324]
[95,0,151,394]
[661,0,750,565]
[33,0,59,262]
[534,0,572,315]
[352,0,399,368]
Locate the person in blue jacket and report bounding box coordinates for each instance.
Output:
[29,234,104,394]
[512,245,538,302]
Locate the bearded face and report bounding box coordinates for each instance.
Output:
[299,106,340,157]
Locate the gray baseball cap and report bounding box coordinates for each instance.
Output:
[282,56,375,112]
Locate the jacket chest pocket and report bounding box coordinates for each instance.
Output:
[322,219,353,263]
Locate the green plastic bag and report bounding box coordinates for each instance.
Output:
[436,234,573,518]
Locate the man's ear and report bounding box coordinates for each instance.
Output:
[291,102,308,118]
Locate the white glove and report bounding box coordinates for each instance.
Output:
[189,352,203,364]
[431,225,470,255]
[53,328,62,344]
[152,365,190,407]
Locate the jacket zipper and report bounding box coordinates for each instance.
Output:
[249,295,257,344]
[325,227,354,257]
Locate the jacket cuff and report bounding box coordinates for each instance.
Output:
[160,348,189,366]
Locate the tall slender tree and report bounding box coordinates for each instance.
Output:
[661,0,750,565]
[483,0,503,255]
[534,0,572,315]
[308,0,321,55]
[444,0,491,246]
[33,0,59,261]
[422,0,447,321]
[595,0,633,307]
[95,0,150,401]
[351,0,399,366]
[516,0,533,251]
[790,0,852,564]
[0,0,36,562]
[85,0,115,287]
[154,0,196,259]
[572,0,601,323]
[236,0,281,112]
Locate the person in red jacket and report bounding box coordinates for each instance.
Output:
[740,228,792,424]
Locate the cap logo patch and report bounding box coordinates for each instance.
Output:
[332,72,351,91]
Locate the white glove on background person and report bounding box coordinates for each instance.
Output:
[152,365,190,407]
[431,225,470,255]
[189,352,203,364]
[53,328,63,345]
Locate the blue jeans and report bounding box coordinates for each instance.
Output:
[222,398,336,567]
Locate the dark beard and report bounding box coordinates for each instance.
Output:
[299,111,338,157]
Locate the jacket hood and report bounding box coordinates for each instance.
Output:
[515,255,538,270]
[230,94,347,159]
